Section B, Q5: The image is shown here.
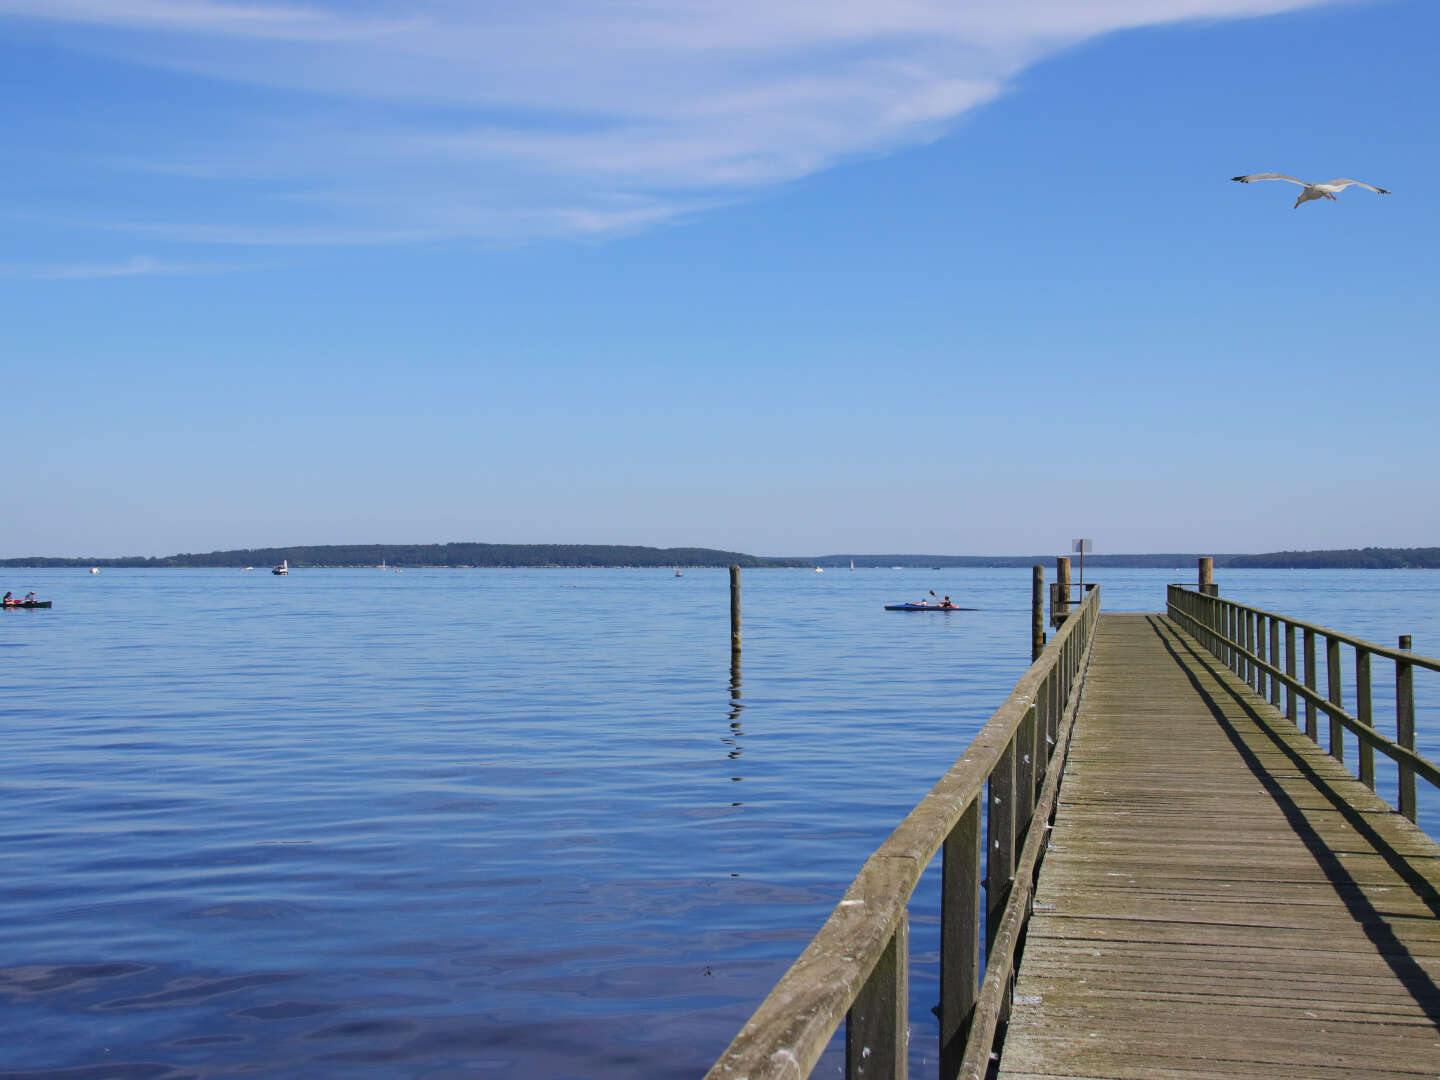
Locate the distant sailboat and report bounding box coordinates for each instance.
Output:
[849,560,854,571]
[272,559,288,576]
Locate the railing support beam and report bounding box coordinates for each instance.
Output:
[940,801,981,1076]
[846,914,908,1080]
[1397,635,1415,823]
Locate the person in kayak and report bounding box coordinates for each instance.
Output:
[2,592,11,605]
[24,592,36,603]
[940,596,955,608]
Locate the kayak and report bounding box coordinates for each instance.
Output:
[3,601,51,609]
[884,602,974,611]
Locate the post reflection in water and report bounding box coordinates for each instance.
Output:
[723,657,744,804]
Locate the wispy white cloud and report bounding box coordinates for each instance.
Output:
[0,0,416,41]
[2,0,1341,245]
[0,255,257,279]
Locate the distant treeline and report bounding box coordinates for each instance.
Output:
[812,553,1225,569]
[816,548,1440,570]
[3,544,1436,570]
[0,543,812,569]
[1222,547,1440,569]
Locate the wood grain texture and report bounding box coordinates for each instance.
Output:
[998,614,1440,1080]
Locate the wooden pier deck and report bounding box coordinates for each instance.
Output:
[999,613,1440,1079]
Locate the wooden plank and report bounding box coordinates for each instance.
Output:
[997,613,1440,1080]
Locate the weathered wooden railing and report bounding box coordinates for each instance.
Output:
[705,585,1101,1080]
[1167,585,1440,822]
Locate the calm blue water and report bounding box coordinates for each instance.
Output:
[2,567,1436,1078]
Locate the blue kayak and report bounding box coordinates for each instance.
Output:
[884,602,974,611]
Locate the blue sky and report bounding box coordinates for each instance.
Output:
[3,0,1435,558]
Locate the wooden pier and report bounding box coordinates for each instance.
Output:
[1000,613,1440,1079]
[706,577,1440,1080]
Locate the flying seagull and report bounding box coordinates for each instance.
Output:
[1231,173,1392,209]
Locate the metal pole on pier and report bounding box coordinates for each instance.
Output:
[1032,565,1046,661]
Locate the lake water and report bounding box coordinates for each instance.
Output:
[2,567,1437,1078]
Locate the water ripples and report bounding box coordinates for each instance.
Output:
[1,566,1434,1076]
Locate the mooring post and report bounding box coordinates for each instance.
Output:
[729,565,741,656]
[1198,556,1216,597]
[1031,565,1045,661]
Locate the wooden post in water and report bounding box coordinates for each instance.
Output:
[1198,556,1216,596]
[1031,566,1045,661]
[729,565,741,657]
[1054,557,1071,628]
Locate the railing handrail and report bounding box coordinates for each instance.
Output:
[705,585,1101,1080]
[1166,585,1440,672]
[1166,584,1438,822]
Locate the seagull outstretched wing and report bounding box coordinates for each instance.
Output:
[1231,174,1306,185]
[1322,178,1392,195]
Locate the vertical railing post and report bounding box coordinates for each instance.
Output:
[1049,664,1060,742]
[1231,603,1240,673]
[986,740,1016,951]
[1326,635,1344,763]
[1016,705,1038,829]
[1061,635,1071,702]
[1356,647,1374,789]
[1246,611,1257,688]
[940,800,981,1075]
[846,914,908,1080]
[1269,618,1281,708]
[1303,628,1318,741]
[1255,613,1267,697]
[1397,635,1416,823]
[1042,673,1054,754]
[1224,603,1233,668]
[1285,622,1297,727]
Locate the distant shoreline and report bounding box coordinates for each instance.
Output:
[2,544,1436,571]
